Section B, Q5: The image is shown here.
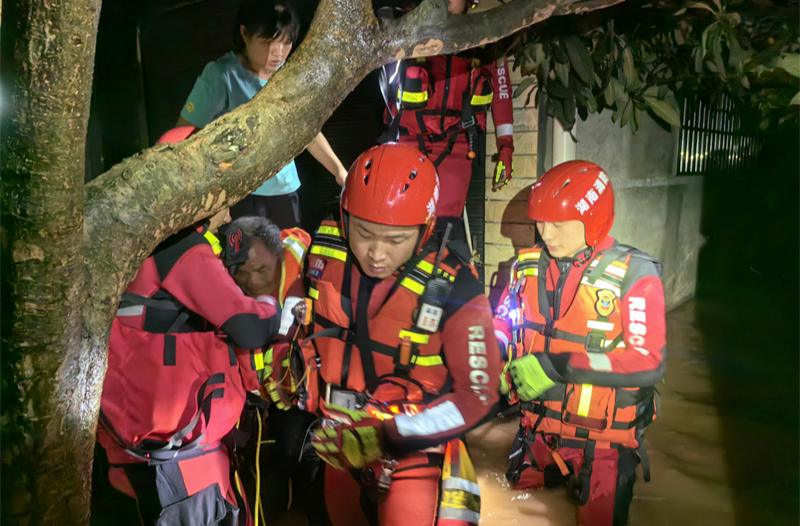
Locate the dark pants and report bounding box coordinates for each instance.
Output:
[230,191,302,230]
[238,406,330,526]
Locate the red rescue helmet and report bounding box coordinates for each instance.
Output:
[156,126,197,144]
[341,143,440,249]
[528,160,615,247]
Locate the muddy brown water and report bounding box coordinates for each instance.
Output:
[271,300,741,525]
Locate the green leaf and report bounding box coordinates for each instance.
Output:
[714,54,727,78]
[643,85,660,99]
[675,7,688,16]
[555,62,570,88]
[791,91,800,105]
[775,54,800,77]
[604,82,616,106]
[646,99,681,126]
[620,99,633,128]
[740,75,750,89]
[694,48,704,72]
[612,77,629,105]
[541,57,551,84]
[623,47,636,87]
[513,77,536,98]
[586,95,599,114]
[658,84,669,99]
[564,35,595,86]
[674,28,685,46]
[687,1,716,12]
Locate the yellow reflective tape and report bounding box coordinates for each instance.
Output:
[471,93,493,106]
[317,225,342,237]
[399,330,429,345]
[577,385,593,417]
[254,352,265,371]
[517,267,538,278]
[308,287,319,299]
[518,251,541,261]
[204,231,223,256]
[402,91,428,103]
[310,244,347,262]
[417,260,434,274]
[401,277,425,295]
[411,354,443,366]
[283,236,307,262]
[416,260,455,282]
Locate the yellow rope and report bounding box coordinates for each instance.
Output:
[254,408,262,526]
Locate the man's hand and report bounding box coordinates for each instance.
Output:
[312,403,384,469]
[509,354,556,401]
[493,136,514,191]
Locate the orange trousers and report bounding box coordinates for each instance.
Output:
[324,451,442,526]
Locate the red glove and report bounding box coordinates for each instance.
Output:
[493,135,515,191]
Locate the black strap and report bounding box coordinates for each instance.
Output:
[341,257,355,388]
[164,334,177,366]
[120,291,181,311]
[638,442,651,482]
[355,275,380,392]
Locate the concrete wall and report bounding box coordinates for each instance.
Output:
[572,113,705,310]
[482,65,704,310]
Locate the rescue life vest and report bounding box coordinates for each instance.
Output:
[506,243,661,451]
[277,228,311,306]
[383,54,496,166]
[300,221,464,414]
[98,227,265,467]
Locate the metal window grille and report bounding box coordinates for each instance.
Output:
[677,94,765,175]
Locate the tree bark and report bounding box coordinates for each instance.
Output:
[0,0,102,524]
[1,0,624,524]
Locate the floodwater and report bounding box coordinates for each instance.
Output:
[468,300,736,526]
[276,299,799,526]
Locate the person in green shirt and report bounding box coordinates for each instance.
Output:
[178,0,348,228]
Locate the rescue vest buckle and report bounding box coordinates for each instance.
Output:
[585,333,607,353]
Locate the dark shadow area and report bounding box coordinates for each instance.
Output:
[694,123,799,525]
[487,186,539,308]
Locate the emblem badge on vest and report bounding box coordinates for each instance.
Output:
[595,289,616,317]
[309,256,326,279]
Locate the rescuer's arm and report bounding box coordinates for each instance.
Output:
[489,58,514,191]
[161,244,281,350]
[382,266,500,453]
[562,258,666,387]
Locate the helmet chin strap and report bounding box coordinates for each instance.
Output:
[556,246,594,267]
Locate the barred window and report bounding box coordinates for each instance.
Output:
[677,94,765,175]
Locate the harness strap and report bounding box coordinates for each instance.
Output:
[119,291,181,311]
[585,246,631,285]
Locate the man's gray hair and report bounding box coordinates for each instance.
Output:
[230,216,284,262]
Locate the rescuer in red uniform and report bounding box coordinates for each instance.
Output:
[378,0,515,243]
[94,128,282,526]
[293,143,499,526]
[493,161,667,526]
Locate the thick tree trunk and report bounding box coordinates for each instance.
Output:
[0,0,102,524]
[1,0,624,524]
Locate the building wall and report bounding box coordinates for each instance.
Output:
[483,68,704,310]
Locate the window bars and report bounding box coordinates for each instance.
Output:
[677,94,764,175]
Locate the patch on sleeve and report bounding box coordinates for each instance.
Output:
[308,256,326,279]
[185,102,195,112]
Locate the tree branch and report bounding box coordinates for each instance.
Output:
[82,0,381,338]
[386,0,627,61]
